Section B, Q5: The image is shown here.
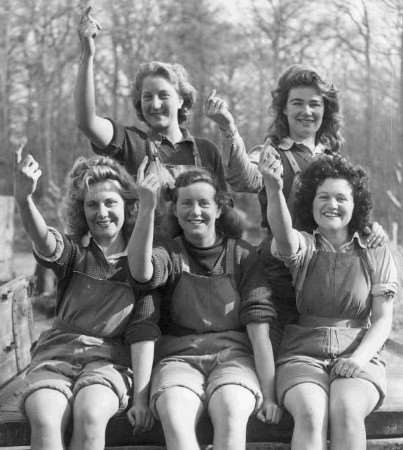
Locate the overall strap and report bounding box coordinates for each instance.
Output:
[224,239,236,275]
[193,138,203,167]
[281,150,302,209]
[357,246,375,285]
[282,150,302,175]
[146,139,159,160]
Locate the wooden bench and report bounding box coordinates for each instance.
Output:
[1,277,403,449]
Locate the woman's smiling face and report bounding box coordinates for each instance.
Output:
[284,86,324,141]
[174,181,221,247]
[83,180,125,246]
[313,178,354,236]
[140,75,183,133]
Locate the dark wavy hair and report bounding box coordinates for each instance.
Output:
[268,64,343,152]
[294,155,372,235]
[131,61,196,126]
[62,156,137,242]
[166,168,242,239]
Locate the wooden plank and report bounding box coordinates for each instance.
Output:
[0,196,15,283]
[0,277,34,389]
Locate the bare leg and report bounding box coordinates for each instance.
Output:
[208,384,255,450]
[284,383,328,450]
[68,384,120,450]
[330,378,379,450]
[156,386,204,450]
[25,388,71,450]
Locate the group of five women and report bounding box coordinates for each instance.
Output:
[13,7,398,450]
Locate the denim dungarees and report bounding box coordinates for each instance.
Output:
[151,237,262,411]
[276,243,387,405]
[21,263,135,411]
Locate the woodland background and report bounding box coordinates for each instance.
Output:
[0,0,403,244]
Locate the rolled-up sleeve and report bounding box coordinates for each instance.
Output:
[238,246,277,326]
[124,289,161,344]
[271,231,314,290]
[224,131,263,193]
[368,245,400,299]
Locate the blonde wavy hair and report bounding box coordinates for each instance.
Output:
[62,156,137,242]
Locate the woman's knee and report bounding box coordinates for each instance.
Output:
[208,384,255,426]
[284,385,328,433]
[25,389,70,430]
[330,379,379,427]
[73,385,119,431]
[156,387,203,425]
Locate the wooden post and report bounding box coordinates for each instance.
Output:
[0,195,15,283]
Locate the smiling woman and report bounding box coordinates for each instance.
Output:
[75,8,230,219]
[127,164,281,450]
[259,154,399,450]
[83,181,126,250]
[13,154,159,450]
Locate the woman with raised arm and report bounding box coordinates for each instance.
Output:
[75,7,227,192]
[127,159,281,450]
[259,153,398,450]
[206,64,387,343]
[14,152,158,450]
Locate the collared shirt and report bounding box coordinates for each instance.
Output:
[92,118,227,189]
[272,230,399,300]
[222,131,327,194]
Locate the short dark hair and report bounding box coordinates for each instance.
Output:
[268,64,343,152]
[167,168,242,239]
[295,155,372,234]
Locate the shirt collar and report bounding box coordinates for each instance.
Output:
[278,137,327,156]
[313,229,366,252]
[81,233,128,257]
[147,127,194,147]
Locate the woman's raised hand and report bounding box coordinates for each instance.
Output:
[258,143,284,191]
[77,6,102,56]
[205,89,236,132]
[136,156,161,211]
[14,142,42,203]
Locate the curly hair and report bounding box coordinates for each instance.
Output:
[268,64,343,152]
[294,155,372,235]
[131,61,197,125]
[62,156,137,242]
[166,168,242,239]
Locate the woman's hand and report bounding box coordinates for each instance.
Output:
[205,89,236,133]
[127,398,154,434]
[365,221,388,248]
[256,398,283,424]
[331,357,363,378]
[14,145,42,204]
[258,144,284,192]
[136,156,161,211]
[78,6,102,56]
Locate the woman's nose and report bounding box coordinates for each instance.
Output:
[190,203,201,215]
[97,203,108,217]
[151,96,162,109]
